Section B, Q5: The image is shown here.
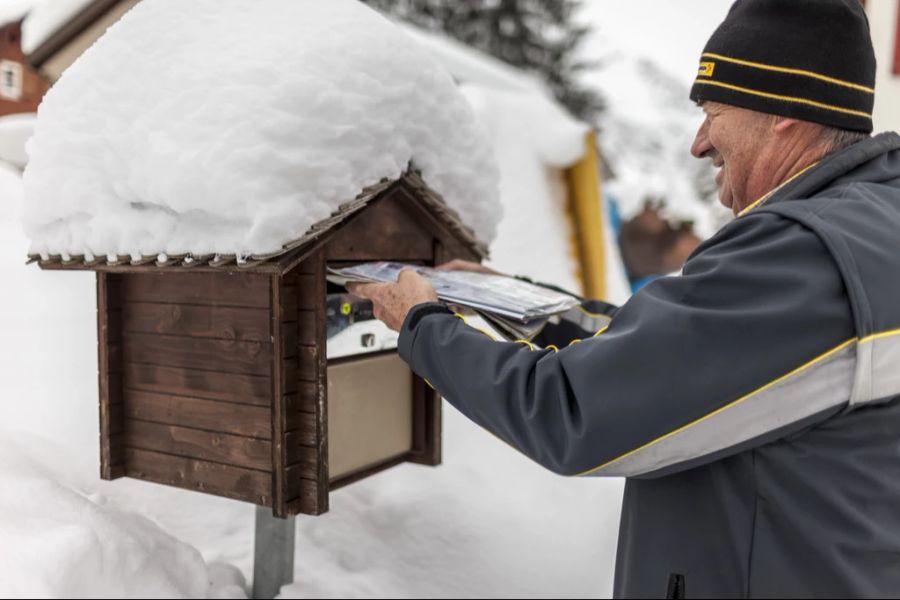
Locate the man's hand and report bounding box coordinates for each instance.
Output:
[346,269,439,332]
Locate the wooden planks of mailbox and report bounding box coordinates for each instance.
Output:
[35,172,487,517]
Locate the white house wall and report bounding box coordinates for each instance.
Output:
[869,0,900,133]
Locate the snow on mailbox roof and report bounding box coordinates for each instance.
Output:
[23,0,500,265]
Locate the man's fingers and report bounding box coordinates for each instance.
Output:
[436,259,501,276]
[397,268,423,283]
[345,281,363,296]
[346,281,385,299]
[345,269,438,331]
[436,259,466,270]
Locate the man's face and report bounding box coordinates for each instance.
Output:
[691,101,775,214]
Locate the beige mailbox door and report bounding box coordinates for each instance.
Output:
[326,353,413,480]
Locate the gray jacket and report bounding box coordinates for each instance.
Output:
[398,132,900,598]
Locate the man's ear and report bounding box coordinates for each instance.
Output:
[773,116,802,134]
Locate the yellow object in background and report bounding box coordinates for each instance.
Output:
[565,131,607,299]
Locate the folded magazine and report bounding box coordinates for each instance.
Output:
[327,262,580,340]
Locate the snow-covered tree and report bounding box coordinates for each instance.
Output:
[362,0,604,122]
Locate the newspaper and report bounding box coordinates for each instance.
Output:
[327,262,580,340]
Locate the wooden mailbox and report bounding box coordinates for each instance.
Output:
[32,172,486,517]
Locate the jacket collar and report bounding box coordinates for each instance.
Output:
[742,131,900,215]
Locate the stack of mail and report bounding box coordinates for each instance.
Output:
[327,262,581,340]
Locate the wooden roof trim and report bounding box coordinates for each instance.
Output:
[27,0,121,68]
[34,260,283,275]
[272,172,488,275]
[398,173,488,256]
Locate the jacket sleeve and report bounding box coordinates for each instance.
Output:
[398,212,856,478]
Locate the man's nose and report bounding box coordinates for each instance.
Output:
[691,120,712,159]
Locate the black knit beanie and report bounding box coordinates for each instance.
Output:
[690,0,876,133]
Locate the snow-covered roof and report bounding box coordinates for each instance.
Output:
[397,23,546,95]
[398,22,589,167]
[0,0,34,28]
[20,0,93,54]
[0,0,95,51]
[23,0,500,262]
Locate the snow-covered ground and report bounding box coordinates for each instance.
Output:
[0,432,248,598]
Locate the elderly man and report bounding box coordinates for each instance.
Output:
[350,0,900,597]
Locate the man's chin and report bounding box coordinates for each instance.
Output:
[717,189,734,212]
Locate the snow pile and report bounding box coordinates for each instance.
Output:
[0,113,35,170]
[0,432,247,598]
[23,0,500,259]
[281,410,622,598]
